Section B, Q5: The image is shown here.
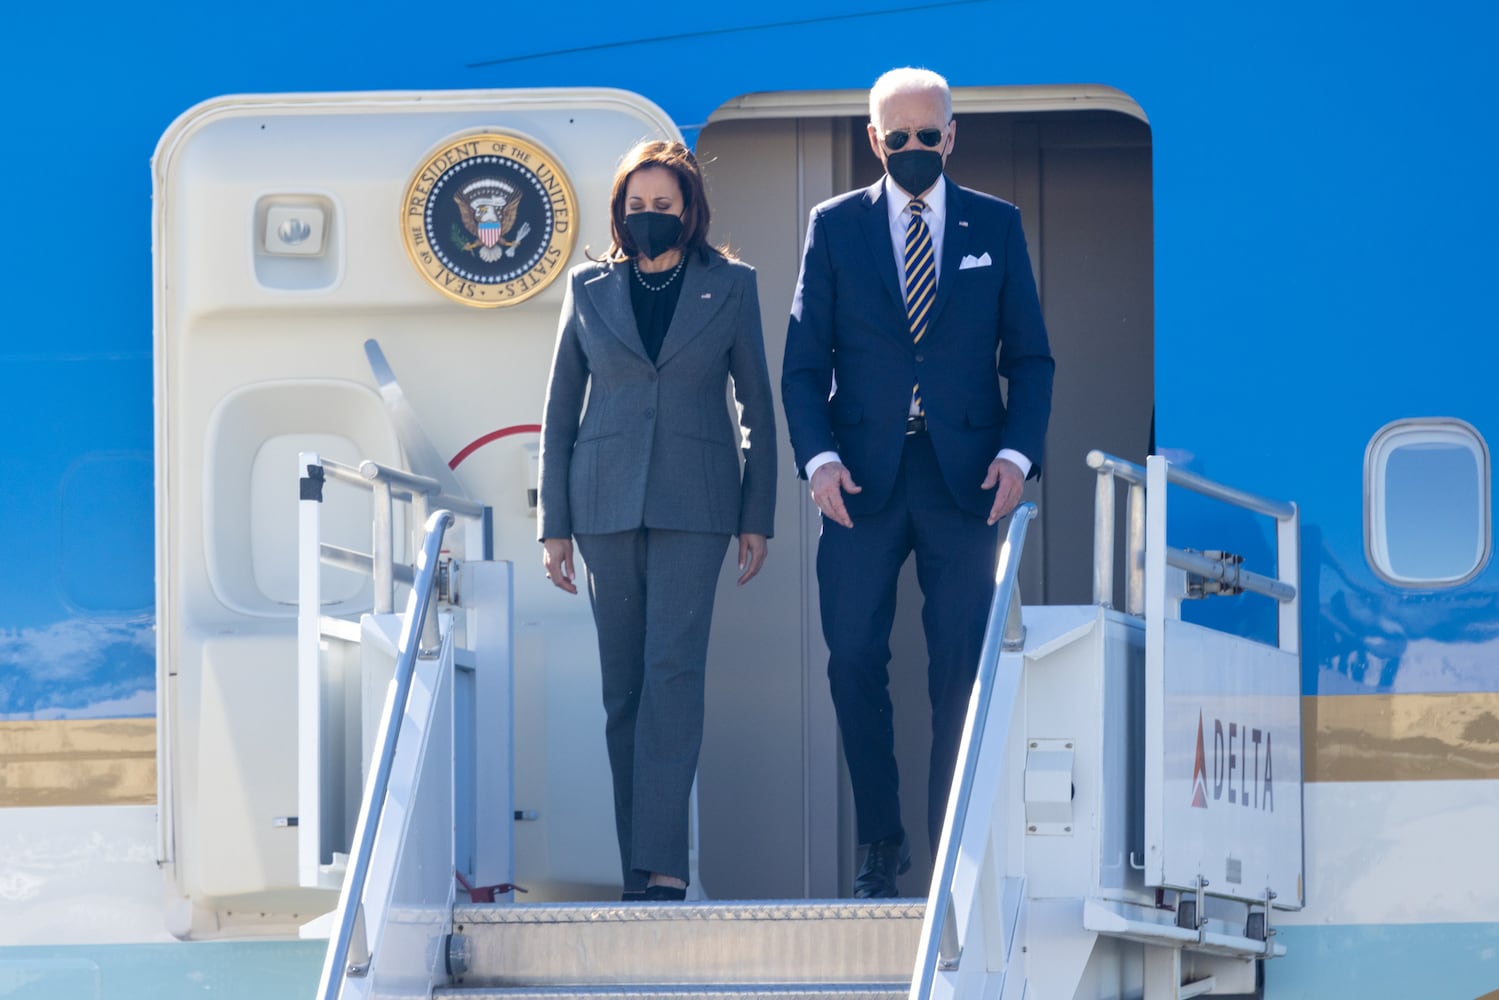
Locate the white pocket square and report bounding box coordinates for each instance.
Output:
[959,252,992,270]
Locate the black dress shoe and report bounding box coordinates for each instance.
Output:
[854,834,912,898]
[620,889,647,902]
[643,884,687,901]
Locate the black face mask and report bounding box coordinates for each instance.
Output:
[625,211,684,260]
[885,149,944,198]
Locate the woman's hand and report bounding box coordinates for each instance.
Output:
[542,538,577,594]
[737,533,768,585]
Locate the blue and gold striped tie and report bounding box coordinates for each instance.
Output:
[905,198,935,414]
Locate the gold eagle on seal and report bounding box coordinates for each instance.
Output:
[455,178,532,262]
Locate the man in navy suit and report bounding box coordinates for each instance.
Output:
[782,67,1054,897]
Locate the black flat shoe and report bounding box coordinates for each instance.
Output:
[620,889,647,901]
[853,833,912,898]
[642,884,687,901]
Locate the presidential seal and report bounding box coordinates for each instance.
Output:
[401,131,577,307]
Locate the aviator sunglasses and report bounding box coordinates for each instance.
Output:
[881,124,948,151]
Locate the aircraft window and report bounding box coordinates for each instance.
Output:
[1366,418,1490,586]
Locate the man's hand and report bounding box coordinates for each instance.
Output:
[737,533,769,584]
[981,457,1025,525]
[809,462,861,529]
[542,538,577,594]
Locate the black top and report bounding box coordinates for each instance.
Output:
[628,260,684,363]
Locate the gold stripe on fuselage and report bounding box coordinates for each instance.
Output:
[0,718,155,806]
[1303,693,1499,783]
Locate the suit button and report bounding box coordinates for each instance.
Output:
[915,353,925,363]
[644,408,655,418]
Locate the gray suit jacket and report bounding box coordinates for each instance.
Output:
[538,253,777,540]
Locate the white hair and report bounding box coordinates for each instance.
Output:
[869,67,952,128]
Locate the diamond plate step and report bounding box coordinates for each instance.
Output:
[447,899,925,989]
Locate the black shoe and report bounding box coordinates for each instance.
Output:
[853,834,912,898]
[620,889,647,902]
[643,884,687,901]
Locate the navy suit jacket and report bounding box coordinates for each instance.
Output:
[782,177,1054,519]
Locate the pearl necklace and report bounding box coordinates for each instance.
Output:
[633,257,685,292]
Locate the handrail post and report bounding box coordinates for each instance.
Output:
[1277,503,1301,656]
[1126,480,1146,616]
[409,493,439,659]
[1093,471,1115,608]
[409,490,430,562]
[297,450,325,890]
[1003,586,1026,652]
[372,481,395,614]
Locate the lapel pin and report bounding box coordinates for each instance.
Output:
[958,220,969,227]
[701,293,712,299]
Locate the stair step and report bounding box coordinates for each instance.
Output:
[449,899,925,989]
[436,985,908,1000]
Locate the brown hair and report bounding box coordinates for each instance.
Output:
[601,139,725,263]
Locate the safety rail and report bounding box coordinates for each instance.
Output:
[316,509,454,1000]
[912,501,1036,999]
[304,455,490,614]
[1087,450,1297,617]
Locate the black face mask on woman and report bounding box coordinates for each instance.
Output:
[625,211,684,260]
[885,149,944,198]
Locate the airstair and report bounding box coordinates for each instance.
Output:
[305,442,1304,1000]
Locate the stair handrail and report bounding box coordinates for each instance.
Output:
[316,508,455,1000]
[912,500,1037,999]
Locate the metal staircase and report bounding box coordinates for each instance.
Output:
[306,447,1304,1000]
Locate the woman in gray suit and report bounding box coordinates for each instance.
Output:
[538,140,777,901]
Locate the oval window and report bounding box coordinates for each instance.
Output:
[1365,419,1490,586]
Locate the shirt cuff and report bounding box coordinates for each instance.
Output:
[805,450,841,480]
[995,449,1032,479]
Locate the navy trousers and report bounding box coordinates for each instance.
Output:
[817,431,1000,853]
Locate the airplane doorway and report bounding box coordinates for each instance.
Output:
[693,88,1153,899]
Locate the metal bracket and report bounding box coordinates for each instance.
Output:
[1175,876,1210,941]
[937,897,962,970]
[1023,739,1075,835]
[1196,876,1209,944]
[1246,887,1279,957]
[344,902,371,977]
[300,463,326,501]
[1184,549,1244,598]
[436,556,462,606]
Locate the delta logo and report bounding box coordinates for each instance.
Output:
[1189,710,1275,812]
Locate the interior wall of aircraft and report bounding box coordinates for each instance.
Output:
[694,98,1153,897]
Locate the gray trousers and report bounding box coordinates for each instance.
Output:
[575,527,730,889]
